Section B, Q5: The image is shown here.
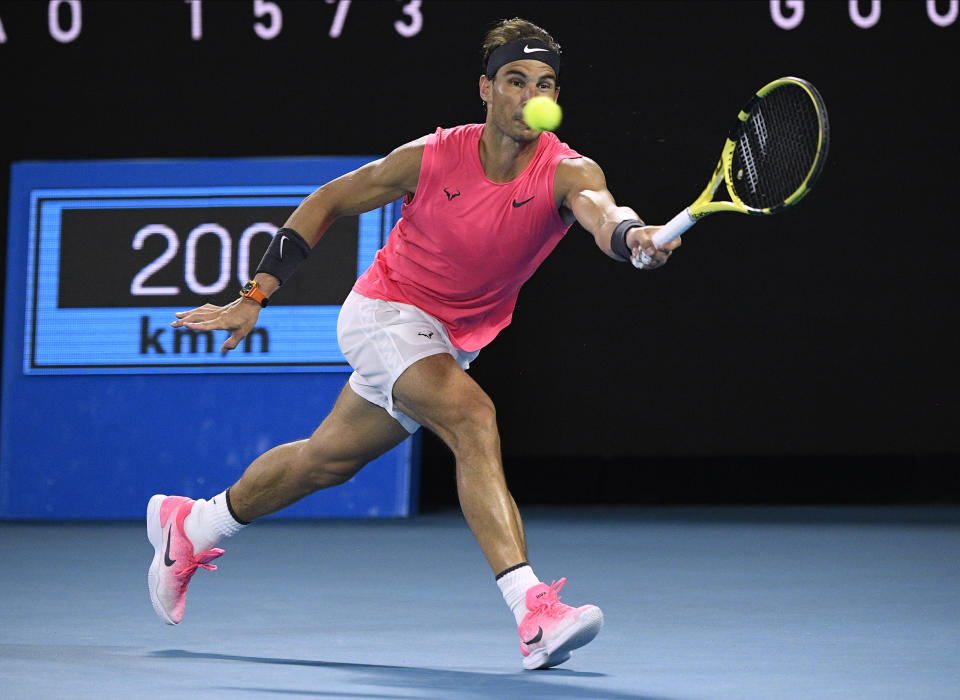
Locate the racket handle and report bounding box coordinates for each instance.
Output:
[654,208,696,245]
[631,208,696,268]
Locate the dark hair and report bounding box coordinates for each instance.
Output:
[481,18,561,75]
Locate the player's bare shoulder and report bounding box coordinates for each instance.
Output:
[322,134,430,218]
[553,156,607,201]
[554,156,608,210]
[374,135,430,196]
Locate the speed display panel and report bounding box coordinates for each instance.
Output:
[11,159,397,374]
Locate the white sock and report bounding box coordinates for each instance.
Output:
[496,563,541,625]
[183,490,246,554]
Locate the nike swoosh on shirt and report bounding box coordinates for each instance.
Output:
[512,196,535,208]
[523,45,549,53]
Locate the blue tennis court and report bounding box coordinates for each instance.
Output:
[2,505,958,699]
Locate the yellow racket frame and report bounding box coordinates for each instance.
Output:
[635,76,829,265]
[693,76,829,219]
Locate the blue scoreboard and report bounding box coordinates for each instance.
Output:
[1,158,418,519]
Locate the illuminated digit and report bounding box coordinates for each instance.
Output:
[237,222,277,284]
[253,0,282,39]
[185,223,232,295]
[131,225,181,296]
[769,0,804,30]
[848,0,880,28]
[0,14,7,44]
[48,0,82,43]
[325,0,351,38]
[185,0,202,40]
[395,0,422,37]
[927,0,958,26]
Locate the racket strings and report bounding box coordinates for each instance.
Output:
[731,84,823,209]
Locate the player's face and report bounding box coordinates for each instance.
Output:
[481,59,559,142]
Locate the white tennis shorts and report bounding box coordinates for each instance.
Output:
[337,291,480,433]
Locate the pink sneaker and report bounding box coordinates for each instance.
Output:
[518,578,604,670]
[146,494,224,625]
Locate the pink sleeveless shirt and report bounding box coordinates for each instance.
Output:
[353,124,581,351]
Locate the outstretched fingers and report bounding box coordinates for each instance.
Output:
[171,304,224,327]
[168,299,261,353]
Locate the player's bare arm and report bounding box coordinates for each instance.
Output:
[171,136,428,351]
[556,157,680,268]
[285,135,427,246]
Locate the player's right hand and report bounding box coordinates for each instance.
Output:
[628,225,681,270]
[171,298,261,354]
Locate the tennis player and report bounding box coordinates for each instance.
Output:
[148,17,679,670]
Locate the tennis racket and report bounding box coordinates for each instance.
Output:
[634,76,830,268]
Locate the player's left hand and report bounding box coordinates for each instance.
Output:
[171,298,262,354]
[628,225,681,269]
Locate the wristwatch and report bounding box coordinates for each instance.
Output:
[239,280,269,307]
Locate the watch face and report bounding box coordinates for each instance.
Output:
[240,281,267,307]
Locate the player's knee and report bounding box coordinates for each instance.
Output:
[443,393,499,454]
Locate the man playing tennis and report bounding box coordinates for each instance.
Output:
[148,17,679,670]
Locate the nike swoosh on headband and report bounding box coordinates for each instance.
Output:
[523,45,549,53]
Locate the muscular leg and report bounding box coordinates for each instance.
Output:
[227,382,410,522]
[393,353,527,573]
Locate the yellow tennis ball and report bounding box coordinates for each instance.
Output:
[523,96,562,132]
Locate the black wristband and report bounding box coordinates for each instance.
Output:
[256,227,310,285]
[610,218,645,262]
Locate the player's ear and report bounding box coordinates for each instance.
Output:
[479,74,492,104]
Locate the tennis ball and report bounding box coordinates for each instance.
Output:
[523,96,562,132]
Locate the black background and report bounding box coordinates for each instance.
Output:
[2,1,958,509]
